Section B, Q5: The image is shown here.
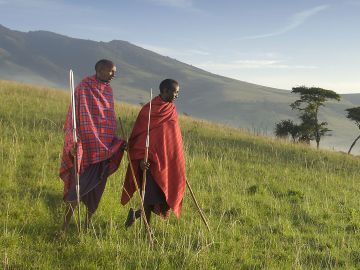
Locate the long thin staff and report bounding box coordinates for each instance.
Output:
[118,116,154,246]
[186,180,211,232]
[70,69,81,233]
[141,89,153,202]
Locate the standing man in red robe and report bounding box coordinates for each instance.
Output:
[60,59,126,232]
[121,79,186,228]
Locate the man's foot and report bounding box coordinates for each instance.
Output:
[125,208,136,229]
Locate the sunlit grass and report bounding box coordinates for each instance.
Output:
[1,80,360,269]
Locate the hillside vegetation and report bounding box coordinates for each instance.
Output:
[1,24,360,153]
[1,80,360,269]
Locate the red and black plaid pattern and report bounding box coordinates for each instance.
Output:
[59,75,125,198]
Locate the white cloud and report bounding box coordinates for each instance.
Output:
[145,0,193,8]
[241,5,330,40]
[197,60,317,70]
[143,0,204,13]
[186,49,210,56]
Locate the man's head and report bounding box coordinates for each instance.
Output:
[159,79,180,102]
[95,59,116,82]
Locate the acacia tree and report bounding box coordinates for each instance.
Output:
[290,86,340,149]
[274,119,301,142]
[345,107,360,154]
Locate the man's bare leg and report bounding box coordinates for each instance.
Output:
[125,205,152,229]
[143,205,154,239]
[62,202,78,233]
[144,205,152,225]
[85,209,94,231]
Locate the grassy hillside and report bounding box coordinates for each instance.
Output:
[2,80,360,269]
[1,24,360,153]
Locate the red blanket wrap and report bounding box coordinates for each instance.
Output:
[59,75,125,198]
[121,96,186,218]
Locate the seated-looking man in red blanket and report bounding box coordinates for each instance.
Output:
[60,59,126,232]
[121,79,186,228]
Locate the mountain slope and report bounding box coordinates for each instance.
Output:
[0,24,359,152]
[2,81,360,269]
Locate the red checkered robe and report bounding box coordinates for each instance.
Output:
[59,75,125,198]
[121,95,186,218]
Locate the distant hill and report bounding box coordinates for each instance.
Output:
[0,24,359,152]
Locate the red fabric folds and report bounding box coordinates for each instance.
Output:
[59,75,125,198]
[121,95,186,219]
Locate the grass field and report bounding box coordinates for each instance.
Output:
[1,80,360,269]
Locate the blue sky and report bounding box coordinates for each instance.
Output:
[1,0,360,93]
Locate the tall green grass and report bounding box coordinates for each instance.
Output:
[1,80,360,269]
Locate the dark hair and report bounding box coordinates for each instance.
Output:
[95,59,114,72]
[159,79,179,93]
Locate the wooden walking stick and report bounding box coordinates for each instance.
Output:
[141,89,153,202]
[70,69,81,233]
[118,116,154,245]
[186,180,211,232]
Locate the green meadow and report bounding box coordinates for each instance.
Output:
[2,80,360,269]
